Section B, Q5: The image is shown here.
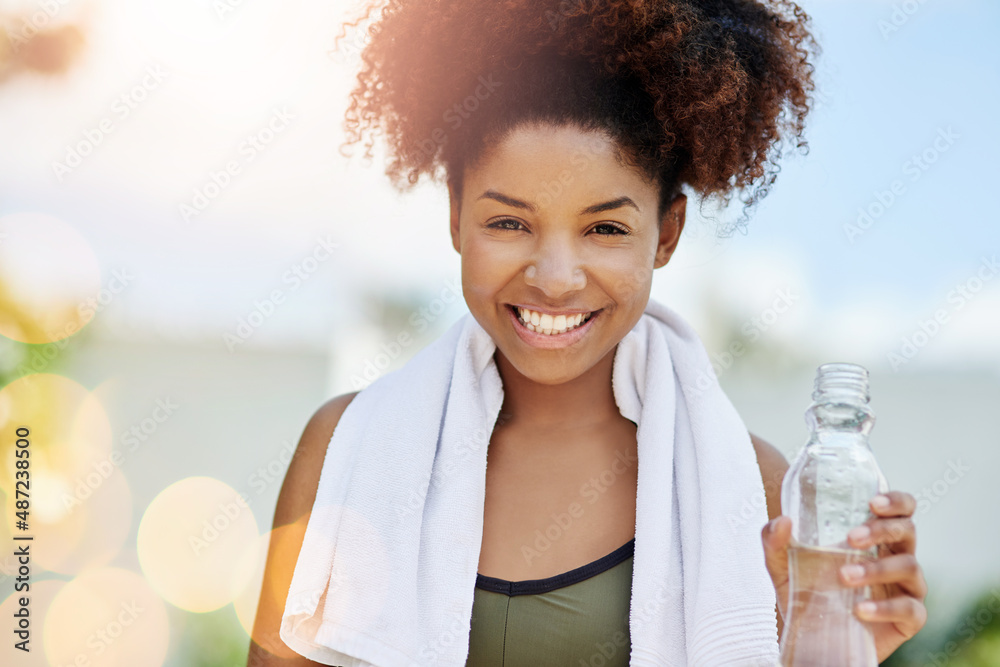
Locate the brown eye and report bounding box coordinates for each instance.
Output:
[593,223,630,236]
[487,218,524,231]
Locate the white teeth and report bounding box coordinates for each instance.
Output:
[515,307,592,335]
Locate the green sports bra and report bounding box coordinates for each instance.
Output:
[466,538,635,667]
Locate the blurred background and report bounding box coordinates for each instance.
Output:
[0,0,997,664]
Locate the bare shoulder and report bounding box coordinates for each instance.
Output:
[247,391,360,666]
[272,391,361,527]
[749,432,789,522]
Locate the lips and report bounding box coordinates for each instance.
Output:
[504,304,601,349]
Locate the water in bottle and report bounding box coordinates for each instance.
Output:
[778,363,889,666]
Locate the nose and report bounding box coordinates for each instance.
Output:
[523,239,587,297]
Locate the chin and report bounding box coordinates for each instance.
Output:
[498,347,588,385]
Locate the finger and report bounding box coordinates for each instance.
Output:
[839,553,928,600]
[761,516,792,588]
[848,517,916,553]
[869,491,916,518]
[855,595,928,638]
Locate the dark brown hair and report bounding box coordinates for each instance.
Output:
[335,0,820,233]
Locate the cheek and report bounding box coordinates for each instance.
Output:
[606,253,654,307]
[461,240,513,305]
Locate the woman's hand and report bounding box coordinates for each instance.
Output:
[761,490,929,662]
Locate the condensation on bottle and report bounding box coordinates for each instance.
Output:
[778,363,890,667]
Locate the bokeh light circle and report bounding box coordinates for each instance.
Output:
[43,567,169,667]
[0,374,129,573]
[0,374,113,496]
[233,529,272,637]
[233,516,308,659]
[27,465,132,575]
[0,212,102,344]
[138,476,259,612]
[268,504,391,652]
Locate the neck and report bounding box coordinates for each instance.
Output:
[492,346,623,431]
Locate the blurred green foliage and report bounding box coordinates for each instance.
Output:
[175,605,251,667]
[0,274,96,390]
[883,585,1000,667]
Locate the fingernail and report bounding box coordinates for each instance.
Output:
[766,519,776,535]
[841,564,865,581]
[871,495,890,509]
[848,526,870,544]
[857,601,877,617]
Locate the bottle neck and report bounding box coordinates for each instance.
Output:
[805,363,875,439]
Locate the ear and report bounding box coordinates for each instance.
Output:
[653,194,687,269]
[448,181,461,254]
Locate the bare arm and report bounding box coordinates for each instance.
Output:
[247,392,359,667]
[750,432,790,640]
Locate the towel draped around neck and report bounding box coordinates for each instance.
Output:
[280,297,780,666]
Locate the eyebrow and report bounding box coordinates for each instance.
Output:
[476,189,641,215]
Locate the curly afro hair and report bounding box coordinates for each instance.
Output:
[334,0,821,233]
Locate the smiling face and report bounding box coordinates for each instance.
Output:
[449,121,687,386]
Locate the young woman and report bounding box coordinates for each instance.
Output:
[249,1,927,664]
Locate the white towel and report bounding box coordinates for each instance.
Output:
[280,296,779,666]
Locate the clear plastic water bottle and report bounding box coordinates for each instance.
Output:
[778,363,890,666]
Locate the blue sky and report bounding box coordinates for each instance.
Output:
[733,0,999,310]
[0,0,997,369]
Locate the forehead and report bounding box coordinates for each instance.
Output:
[464,122,659,213]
